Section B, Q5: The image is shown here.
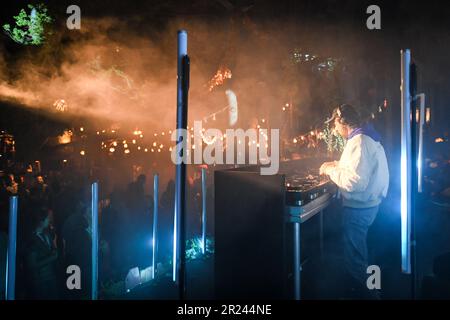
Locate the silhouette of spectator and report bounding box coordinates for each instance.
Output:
[5,174,18,195]
[126,174,152,269]
[126,174,147,221]
[23,206,58,299]
[30,175,50,204]
[187,172,202,238]
[62,202,92,299]
[17,174,30,198]
[159,180,175,263]
[421,252,450,299]
[102,190,130,276]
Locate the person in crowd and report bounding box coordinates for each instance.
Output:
[126,174,147,219]
[187,171,202,238]
[102,189,130,275]
[421,251,450,299]
[30,175,50,204]
[126,174,152,269]
[23,206,58,299]
[5,173,18,195]
[62,202,92,299]
[17,174,31,198]
[159,180,175,263]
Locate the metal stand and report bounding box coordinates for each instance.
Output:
[174,30,190,300]
[287,193,332,300]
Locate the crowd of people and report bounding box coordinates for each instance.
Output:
[0,166,212,300]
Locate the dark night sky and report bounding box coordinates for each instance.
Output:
[2,0,450,28]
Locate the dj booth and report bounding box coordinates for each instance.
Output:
[214,158,337,299]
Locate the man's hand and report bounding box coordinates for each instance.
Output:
[320,161,338,176]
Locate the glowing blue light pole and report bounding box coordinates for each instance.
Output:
[6,196,18,300]
[152,174,159,279]
[172,197,178,282]
[91,182,99,300]
[201,168,207,254]
[400,49,412,274]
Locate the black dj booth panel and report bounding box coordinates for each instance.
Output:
[215,168,287,299]
[214,158,335,299]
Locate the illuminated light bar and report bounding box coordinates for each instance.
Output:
[91,182,99,300]
[400,49,412,274]
[152,174,159,279]
[172,210,177,282]
[201,168,207,254]
[6,196,18,300]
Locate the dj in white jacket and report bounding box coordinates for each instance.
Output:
[320,104,389,299]
[320,106,389,209]
[323,130,389,209]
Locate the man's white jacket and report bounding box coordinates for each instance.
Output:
[324,133,389,208]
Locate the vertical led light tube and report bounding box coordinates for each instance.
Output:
[400,49,412,274]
